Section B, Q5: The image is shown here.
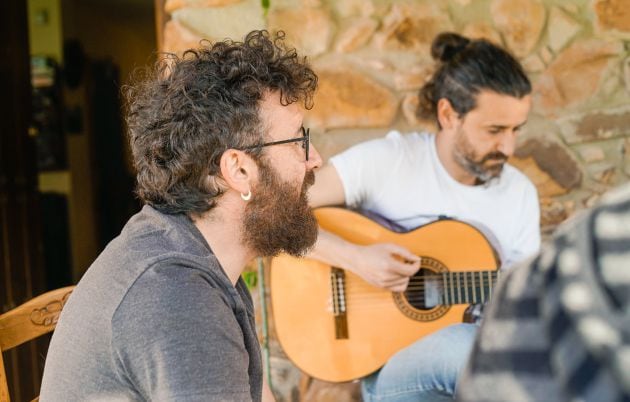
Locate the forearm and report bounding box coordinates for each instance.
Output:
[307,227,420,291]
[307,228,362,274]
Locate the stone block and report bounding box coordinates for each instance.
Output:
[534,39,621,114]
[593,0,630,36]
[547,7,581,52]
[540,197,573,229]
[165,0,242,13]
[314,129,389,162]
[622,137,630,157]
[513,137,582,194]
[267,0,317,7]
[302,0,323,7]
[268,7,334,57]
[373,2,453,52]
[269,356,301,402]
[402,94,437,131]
[491,0,545,58]
[522,53,546,73]
[538,45,553,65]
[590,164,617,184]
[462,22,502,45]
[351,52,428,80]
[162,19,204,54]
[558,105,630,144]
[561,3,581,14]
[305,67,399,129]
[578,145,606,163]
[331,0,374,18]
[584,192,602,208]
[171,0,264,44]
[358,58,393,72]
[335,18,378,53]
[402,92,421,126]
[301,379,361,402]
[510,156,570,197]
[393,64,432,91]
[599,68,623,98]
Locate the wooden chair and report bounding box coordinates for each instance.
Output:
[0,286,74,402]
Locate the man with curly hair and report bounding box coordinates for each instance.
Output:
[41,30,321,401]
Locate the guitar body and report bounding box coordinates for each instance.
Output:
[270,207,499,383]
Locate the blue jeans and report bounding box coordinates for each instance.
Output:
[361,323,478,402]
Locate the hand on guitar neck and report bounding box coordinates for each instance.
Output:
[309,229,421,292]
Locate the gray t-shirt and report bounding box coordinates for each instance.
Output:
[40,205,262,401]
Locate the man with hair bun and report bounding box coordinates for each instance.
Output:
[41,30,322,401]
[308,32,540,401]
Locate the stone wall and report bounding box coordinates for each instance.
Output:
[160,0,630,400]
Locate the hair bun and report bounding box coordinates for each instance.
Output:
[431,32,470,62]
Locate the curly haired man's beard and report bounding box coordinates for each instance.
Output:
[241,160,318,257]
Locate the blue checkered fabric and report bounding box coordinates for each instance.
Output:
[457,184,630,402]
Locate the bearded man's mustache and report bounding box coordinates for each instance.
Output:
[480,152,508,163]
[302,170,315,191]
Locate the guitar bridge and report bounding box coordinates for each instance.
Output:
[331,267,348,339]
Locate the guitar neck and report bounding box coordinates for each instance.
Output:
[434,270,500,305]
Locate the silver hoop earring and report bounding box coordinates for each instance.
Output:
[241,190,251,201]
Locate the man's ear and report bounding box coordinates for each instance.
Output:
[218,149,256,195]
[437,98,459,130]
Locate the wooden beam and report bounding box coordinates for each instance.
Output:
[154,0,170,54]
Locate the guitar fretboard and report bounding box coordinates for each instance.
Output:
[435,270,499,305]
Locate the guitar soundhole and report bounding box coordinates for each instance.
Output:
[393,257,450,322]
[404,268,436,310]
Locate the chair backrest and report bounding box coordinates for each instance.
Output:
[0,286,74,402]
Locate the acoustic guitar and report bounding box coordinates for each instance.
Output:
[270,207,501,383]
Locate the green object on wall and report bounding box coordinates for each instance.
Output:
[243,270,258,289]
[261,0,270,16]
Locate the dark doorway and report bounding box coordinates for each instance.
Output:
[1,0,156,398]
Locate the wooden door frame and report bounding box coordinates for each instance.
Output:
[0,1,48,401]
[154,0,169,53]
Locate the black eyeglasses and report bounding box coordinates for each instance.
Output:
[239,127,310,161]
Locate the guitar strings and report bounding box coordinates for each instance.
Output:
[330,271,499,298]
[337,281,499,305]
[329,272,499,307]
[342,275,499,292]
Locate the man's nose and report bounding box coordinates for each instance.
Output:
[307,143,323,170]
[497,132,516,157]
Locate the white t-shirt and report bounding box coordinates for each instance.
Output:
[330,131,540,269]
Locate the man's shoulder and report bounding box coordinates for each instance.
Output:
[373,130,435,160]
[334,130,433,160]
[384,129,434,147]
[344,130,434,151]
[114,262,232,322]
[70,207,225,321]
[501,163,537,194]
[114,206,213,267]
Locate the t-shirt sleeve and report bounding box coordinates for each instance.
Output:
[505,180,541,268]
[111,264,252,401]
[329,131,404,208]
